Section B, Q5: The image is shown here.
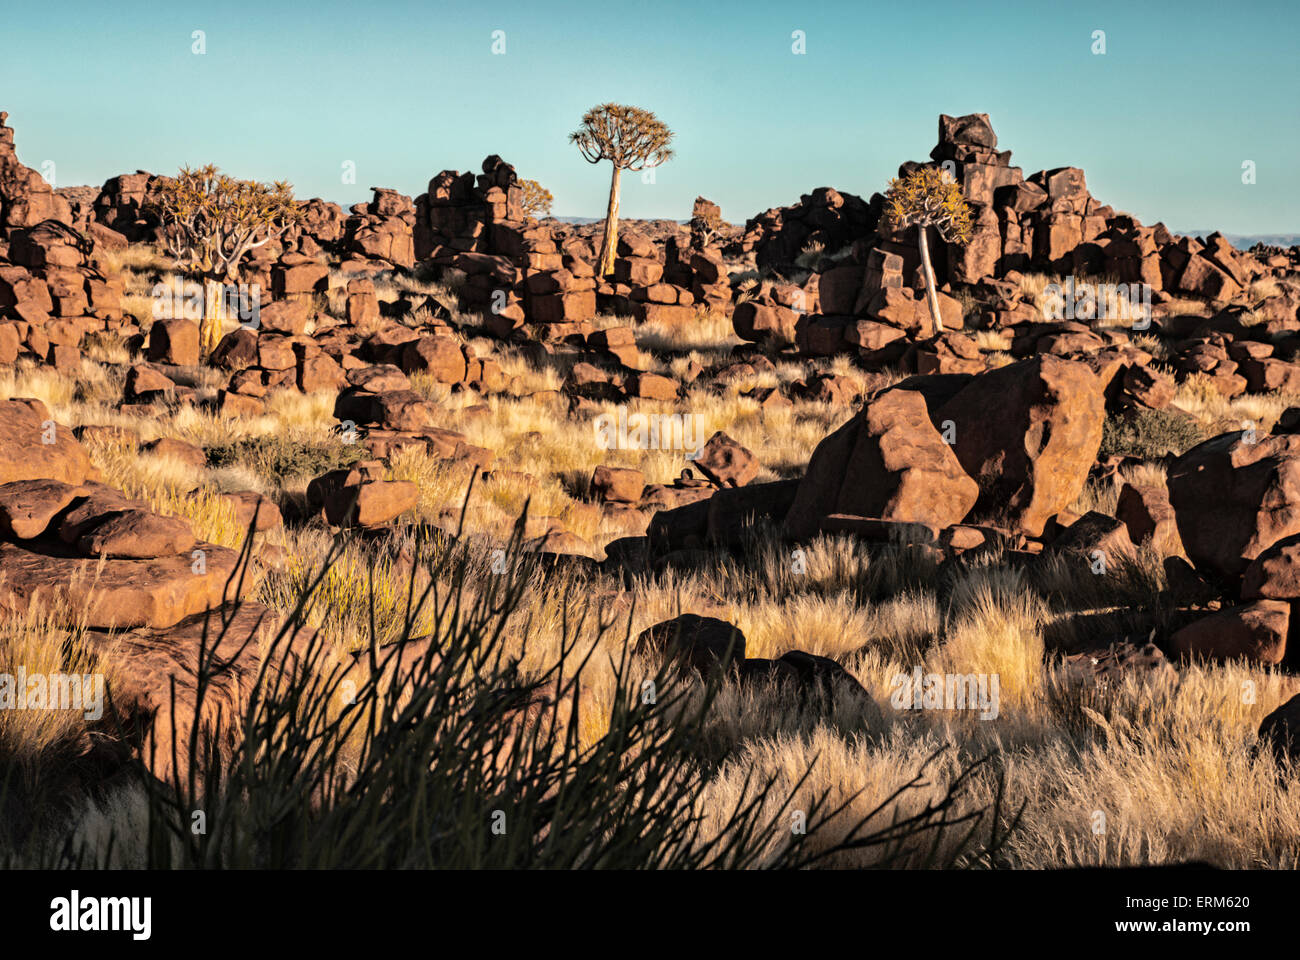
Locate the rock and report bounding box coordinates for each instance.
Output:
[1241,533,1300,600]
[55,483,140,543]
[932,355,1105,536]
[0,538,246,629]
[298,354,346,393]
[732,301,798,343]
[740,650,875,708]
[400,336,468,383]
[1060,641,1176,686]
[1257,693,1300,767]
[217,390,266,418]
[633,614,746,674]
[591,465,645,504]
[222,491,283,533]
[528,529,597,560]
[141,436,207,469]
[1046,510,1135,565]
[784,389,978,540]
[0,478,87,539]
[629,372,678,401]
[75,508,195,559]
[1169,600,1289,666]
[706,479,800,546]
[124,364,174,400]
[308,464,418,527]
[211,328,259,368]
[0,398,93,486]
[347,364,410,393]
[691,432,758,488]
[1115,482,1182,554]
[90,600,314,782]
[146,319,200,367]
[1168,432,1300,581]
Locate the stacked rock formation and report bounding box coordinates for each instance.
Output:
[0,111,71,233]
[414,156,597,340]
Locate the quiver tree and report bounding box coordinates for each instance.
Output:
[150,164,304,352]
[881,167,973,332]
[689,197,725,250]
[569,103,674,276]
[519,179,554,221]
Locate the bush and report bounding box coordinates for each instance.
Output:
[1099,409,1209,460]
[206,436,366,480]
[18,519,1020,869]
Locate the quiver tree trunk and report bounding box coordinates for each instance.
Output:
[597,165,622,277]
[201,277,228,354]
[916,226,944,333]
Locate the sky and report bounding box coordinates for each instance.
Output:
[2,0,1297,234]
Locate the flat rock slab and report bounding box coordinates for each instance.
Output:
[0,478,88,538]
[76,508,195,559]
[57,482,145,542]
[0,539,247,629]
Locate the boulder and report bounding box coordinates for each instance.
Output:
[1258,693,1300,767]
[932,355,1105,536]
[633,614,746,674]
[1168,432,1300,581]
[1169,600,1289,666]
[0,398,93,486]
[0,539,246,630]
[692,432,758,488]
[784,388,978,540]
[75,508,195,559]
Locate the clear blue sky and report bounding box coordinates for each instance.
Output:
[2,0,1296,233]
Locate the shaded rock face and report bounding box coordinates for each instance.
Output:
[784,388,978,540]
[740,186,878,273]
[1169,600,1290,666]
[633,614,746,675]
[931,355,1105,536]
[1258,693,1300,767]
[633,615,878,714]
[1168,432,1300,583]
[88,601,318,784]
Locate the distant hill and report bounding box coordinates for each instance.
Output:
[1179,231,1300,249]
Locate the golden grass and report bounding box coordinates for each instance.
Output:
[10,243,1300,868]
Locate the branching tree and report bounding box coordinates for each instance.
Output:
[882,167,973,332]
[150,164,303,351]
[569,103,674,276]
[689,198,726,249]
[519,179,554,221]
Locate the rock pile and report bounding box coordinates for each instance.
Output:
[0,111,70,232]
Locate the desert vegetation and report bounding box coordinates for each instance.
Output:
[1,107,1300,872]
